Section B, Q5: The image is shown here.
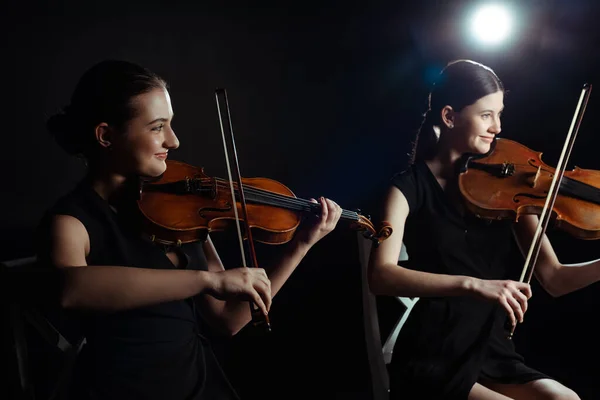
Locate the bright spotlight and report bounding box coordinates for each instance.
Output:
[470,3,513,45]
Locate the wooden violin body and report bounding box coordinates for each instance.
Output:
[136,160,392,246]
[458,138,600,240]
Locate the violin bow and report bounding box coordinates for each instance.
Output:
[507,83,592,339]
[215,88,271,333]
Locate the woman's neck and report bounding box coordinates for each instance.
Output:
[424,139,469,215]
[86,166,132,206]
[426,146,463,181]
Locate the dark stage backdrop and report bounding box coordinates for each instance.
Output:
[2,1,599,399]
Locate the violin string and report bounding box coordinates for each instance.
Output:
[194,180,359,219]
[210,178,359,220]
[560,176,600,204]
[212,179,316,209]
[217,183,359,220]
[509,166,600,204]
[210,179,315,206]
[186,177,363,221]
[196,178,309,210]
[476,163,600,204]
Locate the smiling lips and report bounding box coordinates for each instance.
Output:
[479,136,494,143]
[155,152,168,160]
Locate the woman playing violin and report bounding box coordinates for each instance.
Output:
[36,59,342,400]
[368,59,600,400]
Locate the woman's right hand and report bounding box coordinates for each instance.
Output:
[206,268,272,316]
[470,278,532,327]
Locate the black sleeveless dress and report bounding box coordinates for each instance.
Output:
[35,180,240,400]
[386,159,549,400]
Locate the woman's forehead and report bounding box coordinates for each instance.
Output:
[133,88,173,119]
[472,91,504,109]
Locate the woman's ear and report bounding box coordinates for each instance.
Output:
[440,106,455,129]
[95,122,113,149]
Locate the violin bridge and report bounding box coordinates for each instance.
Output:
[532,166,542,188]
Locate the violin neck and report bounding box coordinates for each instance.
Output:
[560,176,600,205]
[240,187,360,222]
[299,200,360,223]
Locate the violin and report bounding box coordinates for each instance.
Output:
[134,159,392,247]
[458,83,594,339]
[132,87,391,333]
[458,137,600,240]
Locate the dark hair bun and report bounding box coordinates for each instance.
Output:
[46,108,85,156]
[45,59,167,160]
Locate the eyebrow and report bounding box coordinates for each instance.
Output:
[480,108,504,113]
[146,115,173,126]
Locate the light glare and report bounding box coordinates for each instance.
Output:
[471,4,512,45]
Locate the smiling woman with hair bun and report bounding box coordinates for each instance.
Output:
[37,59,343,400]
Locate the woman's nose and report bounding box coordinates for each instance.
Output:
[165,127,180,150]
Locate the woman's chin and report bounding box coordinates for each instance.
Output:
[139,163,167,178]
[471,142,492,155]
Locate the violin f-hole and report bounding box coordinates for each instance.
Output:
[198,202,233,219]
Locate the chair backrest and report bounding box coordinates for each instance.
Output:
[2,256,40,397]
[357,234,419,400]
[357,233,389,400]
[2,256,86,400]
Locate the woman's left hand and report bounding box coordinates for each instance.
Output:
[295,196,342,248]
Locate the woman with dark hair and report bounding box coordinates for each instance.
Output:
[37,59,342,400]
[368,59,599,399]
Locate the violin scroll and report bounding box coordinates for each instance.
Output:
[349,211,393,246]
